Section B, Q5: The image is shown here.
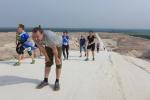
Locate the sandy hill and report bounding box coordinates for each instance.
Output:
[0,51,150,100]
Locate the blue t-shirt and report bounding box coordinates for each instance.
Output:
[62,35,69,45]
[19,32,36,51]
[23,41,36,51]
[18,32,29,43]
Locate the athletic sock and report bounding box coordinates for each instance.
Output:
[56,79,59,83]
[44,78,48,82]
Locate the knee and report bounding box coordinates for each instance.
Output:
[56,64,62,69]
[45,61,53,67]
[28,51,32,56]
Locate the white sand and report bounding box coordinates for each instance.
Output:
[0,50,150,100]
[0,34,150,100]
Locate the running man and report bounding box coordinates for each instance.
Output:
[62,31,70,60]
[32,27,62,91]
[79,35,86,57]
[85,31,96,61]
[14,24,36,66]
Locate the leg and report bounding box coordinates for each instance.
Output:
[31,51,35,64]
[33,49,37,58]
[54,47,62,91]
[80,45,83,57]
[62,45,66,59]
[55,47,62,80]
[66,45,69,59]
[97,48,99,53]
[86,45,91,60]
[14,46,25,66]
[87,49,90,58]
[54,67,61,91]
[36,47,54,89]
[18,54,22,64]
[36,66,51,89]
[92,51,95,59]
[45,67,51,79]
[92,44,95,60]
[56,68,61,81]
[44,47,54,79]
[83,46,86,56]
[27,48,35,64]
[21,53,25,60]
[85,49,90,61]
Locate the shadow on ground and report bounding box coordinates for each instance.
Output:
[0,75,40,86]
[0,61,16,66]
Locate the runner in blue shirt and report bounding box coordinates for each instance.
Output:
[14,24,36,66]
[62,31,70,60]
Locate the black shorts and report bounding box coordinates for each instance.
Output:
[45,46,62,69]
[87,43,95,51]
[16,43,32,56]
[16,44,25,54]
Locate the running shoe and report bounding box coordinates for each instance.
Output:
[85,58,89,61]
[36,81,49,89]
[93,58,95,61]
[31,60,35,64]
[13,62,21,66]
[54,81,60,91]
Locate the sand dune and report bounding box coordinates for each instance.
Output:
[0,51,150,100]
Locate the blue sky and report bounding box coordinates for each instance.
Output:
[0,0,150,29]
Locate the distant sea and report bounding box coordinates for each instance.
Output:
[0,28,150,39]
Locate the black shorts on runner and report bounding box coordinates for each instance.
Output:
[16,43,25,55]
[87,43,95,51]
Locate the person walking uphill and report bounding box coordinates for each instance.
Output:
[85,31,96,61]
[32,27,62,91]
[62,31,70,60]
[14,24,36,66]
[79,35,86,57]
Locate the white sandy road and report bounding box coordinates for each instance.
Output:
[0,51,150,100]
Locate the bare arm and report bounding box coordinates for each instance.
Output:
[16,33,18,45]
[16,40,18,45]
[32,37,50,62]
[37,44,49,60]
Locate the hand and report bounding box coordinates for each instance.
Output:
[55,57,61,65]
[45,57,50,63]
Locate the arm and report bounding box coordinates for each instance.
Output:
[86,37,89,46]
[16,33,19,45]
[32,37,50,62]
[16,39,18,45]
[37,44,49,61]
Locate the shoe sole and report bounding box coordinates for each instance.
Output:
[36,83,49,89]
